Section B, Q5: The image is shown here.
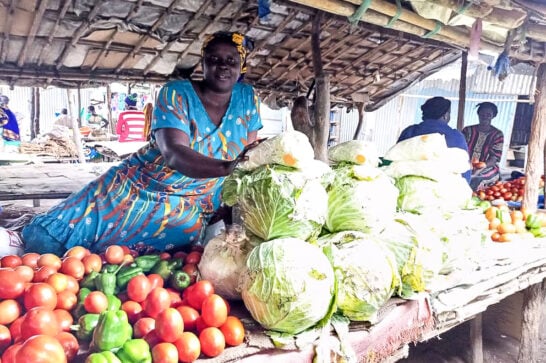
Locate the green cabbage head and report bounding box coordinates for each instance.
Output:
[240,238,335,334]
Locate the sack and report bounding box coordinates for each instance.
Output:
[0,228,24,256]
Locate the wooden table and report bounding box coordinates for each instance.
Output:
[0,162,115,204]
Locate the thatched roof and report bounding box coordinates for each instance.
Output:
[1,0,545,111]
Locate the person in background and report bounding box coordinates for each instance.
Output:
[462,102,504,191]
[397,96,471,182]
[22,31,262,256]
[54,108,73,129]
[0,95,21,143]
[116,94,146,142]
[87,105,108,129]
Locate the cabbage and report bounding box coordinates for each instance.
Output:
[198,225,252,300]
[222,165,328,241]
[325,165,398,234]
[384,133,448,161]
[318,231,398,322]
[237,131,315,171]
[240,238,335,334]
[328,140,379,167]
[395,175,473,214]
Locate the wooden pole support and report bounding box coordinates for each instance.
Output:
[470,314,483,363]
[517,280,546,363]
[457,51,468,131]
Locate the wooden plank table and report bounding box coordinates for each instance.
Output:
[0,162,115,203]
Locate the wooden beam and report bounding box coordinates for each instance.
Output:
[522,62,546,213]
[311,12,329,162]
[37,0,72,66]
[0,0,16,64]
[470,314,483,363]
[17,0,49,67]
[353,102,365,140]
[457,51,468,131]
[517,280,546,363]
[67,88,86,164]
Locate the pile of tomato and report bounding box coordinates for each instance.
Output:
[474,176,545,202]
[0,245,246,363]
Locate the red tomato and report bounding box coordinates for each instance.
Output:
[37,254,62,271]
[172,251,187,261]
[201,294,228,328]
[159,252,171,260]
[121,300,143,324]
[199,327,225,357]
[152,342,179,363]
[133,317,156,339]
[33,266,57,283]
[1,255,22,268]
[0,299,21,326]
[21,253,40,268]
[166,288,183,308]
[14,265,34,283]
[181,264,198,284]
[84,291,109,314]
[60,257,85,280]
[47,273,69,293]
[144,287,171,319]
[2,343,22,363]
[56,290,78,311]
[55,331,79,361]
[53,309,73,332]
[176,305,200,332]
[9,316,24,343]
[185,251,202,265]
[187,280,214,311]
[143,329,162,348]
[64,275,80,295]
[63,246,90,260]
[104,245,125,265]
[127,275,152,303]
[20,307,60,340]
[220,316,245,346]
[147,274,164,290]
[120,245,132,255]
[16,334,67,363]
[156,308,184,343]
[82,254,103,274]
[0,269,25,300]
[195,316,208,334]
[174,332,201,363]
[24,283,58,310]
[0,324,12,354]
[191,245,204,253]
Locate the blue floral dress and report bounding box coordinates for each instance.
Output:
[22,80,262,255]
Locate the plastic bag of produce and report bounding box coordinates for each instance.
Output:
[328,140,379,167]
[0,228,24,256]
[318,231,398,322]
[384,133,448,161]
[237,131,315,171]
[240,238,335,334]
[325,164,398,234]
[222,164,328,241]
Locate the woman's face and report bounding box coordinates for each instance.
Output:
[478,106,495,125]
[202,42,241,93]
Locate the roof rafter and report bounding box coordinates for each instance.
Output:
[37,0,71,66]
[17,0,49,67]
[0,0,16,63]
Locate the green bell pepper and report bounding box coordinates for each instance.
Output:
[81,271,100,290]
[116,339,152,363]
[526,214,542,229]
[91,310,133,352]
[72,288,93,319]
[106,294,122,311]
[116,266,144,291]
[134,255,161,273]
[76,313,100,342]
[79,287,92,300]
[86,351,122,363]
[169,270,191,291]
[102,264,120,273]
[95,272,117,295]
[150,260,172,280]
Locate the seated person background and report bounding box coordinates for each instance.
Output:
[116,94,147,142]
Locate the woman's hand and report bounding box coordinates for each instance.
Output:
[228,138,267,173]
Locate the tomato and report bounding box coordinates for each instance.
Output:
[181,263,198,284]
[174,332,201,363]
[121,300,143,324]
[15,265,34,283]
[133,317,156,339]
[33,266,57,283]
[82,254,103,274]
[152,342,179,363]
[159,252,171,260]
[497,223,516,235]
[104,245,125,265]
[16,334,67,363]
[172,251,187,261]
[143,329,162,348]
[0,269,25,300]
[55,331,79,361]
[53,309,73,332]
[185,251,202,265]
[9,316,24,343]
[201,294,228,328]
[156,308,184,343]
[63,246,90,260]
[1,255,22,268]
[166,288,183,308]
[24,283,58,310]
[491,232,501,242]
[46,273,69,293]
[144,287,171,319]
[84,291,108,314]
[502,191,513,201]
[147,274,164,290]
[56,290,78,311]
[488,218,501,231]
[199,327,225,357]
[21,307,60,340]
[220,316,245,346]
[21,253,40,268]
[0,299,21,325]
[195,316,208,334]
[37,254,62,271]
[127,275,152,303]
[0,324,11,354]
[64,275,80,295]
[499,233,514,243]
[187,280,214,311]
[176,305,200,332]
[60,257,85,280]
[2,343,22,363]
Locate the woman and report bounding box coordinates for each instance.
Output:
[22,31,262,255]
[0,95,21,143]
[462,102,504,191]
[116,94,147,142]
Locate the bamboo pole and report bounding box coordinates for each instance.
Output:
[311,12,329,162]
[106,84,113,133]
[457,51,468,131]
[522,63,546,213]
[30,87,37,140]
[353,102,365,140]
[66,88,86,164]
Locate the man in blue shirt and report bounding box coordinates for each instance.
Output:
[397,96,471,182]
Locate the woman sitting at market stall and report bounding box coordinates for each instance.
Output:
[22,31,262,255]
[397,96,471,182]
[462,102,504,191]
[0,95,21,149]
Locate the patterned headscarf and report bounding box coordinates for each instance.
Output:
[125,93,138,108]
[201,31,254,75]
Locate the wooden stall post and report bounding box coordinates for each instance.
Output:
[67,88,86,164]
[457,51,468,131]
[470,314,483,363]
[106,84,113,133]
[311,12,330,162]
[353,102,365,140]
[30,87,37,139]
[517,280,546,363]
